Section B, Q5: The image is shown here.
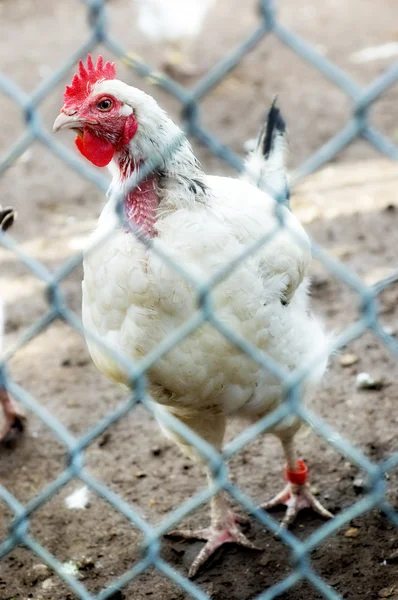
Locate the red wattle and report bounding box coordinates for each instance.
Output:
[122,114,138,146]
[75,129,114,167]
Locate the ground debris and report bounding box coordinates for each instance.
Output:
[65,485,90,510]
[378,586,397,598]
[356,372,385,390]
[340,353,359,367]
[353,476,367,493]
[344,527,360,538]
[24,563,51,586]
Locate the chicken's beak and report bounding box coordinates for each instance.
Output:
[53,111,84,133]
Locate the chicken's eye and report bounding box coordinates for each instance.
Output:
[97,98,113,111]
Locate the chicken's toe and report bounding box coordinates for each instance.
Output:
[166,511,260,578]
[260,482,333,528]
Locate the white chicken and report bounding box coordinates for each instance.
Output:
[135,0,216,76]
[0,206,25,443]
[53,55,332,577]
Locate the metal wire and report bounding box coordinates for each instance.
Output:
[0,0,397,598]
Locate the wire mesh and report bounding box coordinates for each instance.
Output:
[0,0,397,598]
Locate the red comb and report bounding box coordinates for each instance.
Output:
[64,55,116,108]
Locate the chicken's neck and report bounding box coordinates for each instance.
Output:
[124,175,158,237]
[115,138,207,238]
[116,151,159,238]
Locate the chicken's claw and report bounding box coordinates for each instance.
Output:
[167,510,260,578]
[260,482,333,528]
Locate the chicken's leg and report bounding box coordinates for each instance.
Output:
[260,436,333,527]
[160,410,259,577]
[0,388,25,443]
[168,470,260,577]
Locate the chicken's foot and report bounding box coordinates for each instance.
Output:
[260,437,333,527]
[167,491,260,578]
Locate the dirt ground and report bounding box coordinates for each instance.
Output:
[0,0,398,599]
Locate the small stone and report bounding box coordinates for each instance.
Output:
[259,553,270,566]
[310,486,320,496]
[344,527,360,538]
[24,563,51,586]
[135,471,147,479]
[41,578,54,591]
[65,486,90,510]
[356,372,384,390]
[378,586,396,598]
[32,564,51,580]
[340,353,358,367]
[151,446,162,457]
[353,477,366,493]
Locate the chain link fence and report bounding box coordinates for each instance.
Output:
[0,0,397,598]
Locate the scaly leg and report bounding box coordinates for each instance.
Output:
[159,409,260,577]
[0,388,25,443]
[168,470,260,578]
[260,437,333,528]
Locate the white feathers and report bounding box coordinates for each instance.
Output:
[135,0,216,43]
[81,84,328,440]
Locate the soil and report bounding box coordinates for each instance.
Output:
[0,0,397,599]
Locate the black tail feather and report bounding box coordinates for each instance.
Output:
[260,97,286,159]
[243,97,290,207]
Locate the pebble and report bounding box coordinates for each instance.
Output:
[344,527,360,538]
[41,578,54,591]
[25,563,51,586]
[259,553,270,566]
[378,586,397,598]
[340,353,358,367]
[353,476,367,493]
[356,372,384,390]
[32,564,51,580]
